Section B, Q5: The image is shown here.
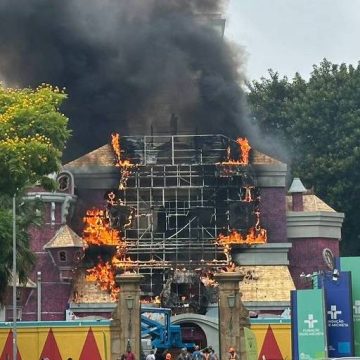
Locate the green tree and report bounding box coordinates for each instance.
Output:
[0,194,40,303]
[248,59,360,255]
[0,83,70,303]
[0,83,70,195]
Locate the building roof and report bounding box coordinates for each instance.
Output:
[43,225,86,249]
[8,277,37,288]
[251,150,285,165]
[286,194,335,212]
[238,265,295,303]
[63,144,284,169]
[63,144,115,168]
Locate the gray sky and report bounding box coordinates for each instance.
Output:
[225,0,360,81]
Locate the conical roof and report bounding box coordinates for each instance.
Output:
[43,225,86,249]
[288,177,307,193]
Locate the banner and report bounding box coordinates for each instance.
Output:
[243,327,258,360]
[317,271,355,358]
[338,257,360,356]
[291,289,328,360]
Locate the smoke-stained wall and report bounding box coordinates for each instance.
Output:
[0,0,257,161]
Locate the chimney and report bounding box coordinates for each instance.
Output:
[288,178,307,211]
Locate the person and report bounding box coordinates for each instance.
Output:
[165,352,172,360]
[228,348,239,360]
[124,348,136,360]
[202,348,210,360]
[176,348,190,360]
[146,350,156,360]
[191,345,203,360]
[161,349,169,360]
[208,346,218,360]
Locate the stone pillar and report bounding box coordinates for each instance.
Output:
[214,272,249,360]
[111,273,143,360]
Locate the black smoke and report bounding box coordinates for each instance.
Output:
[0,0,254,161]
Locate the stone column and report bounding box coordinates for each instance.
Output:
[214,272,249,360]
[111,273,143,360]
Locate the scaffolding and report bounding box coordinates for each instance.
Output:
[112,134,259,296]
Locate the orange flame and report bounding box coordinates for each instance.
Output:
[218,227,267,245]
[110,133,134,190]
[236,137,251,164]
[86,260,119,299]
[83,208,122,246]
[111,255,136,272]
[111,133,133,168]
[222,137,251,166]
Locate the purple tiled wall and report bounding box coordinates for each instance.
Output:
[259,187,287,243]
[19,215,73,321]
[291,193,304,211]
[289,238,340,289]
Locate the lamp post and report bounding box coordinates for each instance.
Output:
[12,194,17,360]
[227,293,236,335]
[37,271,42,321]
[126,295,134,347]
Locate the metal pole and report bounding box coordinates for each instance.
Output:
[37,271,41,321]
[12,194,17,360]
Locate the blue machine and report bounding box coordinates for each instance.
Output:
[141,307,195,350]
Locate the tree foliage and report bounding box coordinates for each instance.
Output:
[0,83,70,195]
[0,194,39,303]
[248,59,360,255]
[0,83,70,303]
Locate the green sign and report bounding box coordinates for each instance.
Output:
[243,327,258,360]
[340,257,360,356]
[292,289,328,359]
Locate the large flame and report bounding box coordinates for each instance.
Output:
[86,260,119,299]
[83,208,122,246]
[236,137,251,164]
[222,137,251,165]
[218,227,267,245]
[84,133,138,299]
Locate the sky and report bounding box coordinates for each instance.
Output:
[225,0,360,81]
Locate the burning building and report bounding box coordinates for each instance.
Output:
[1,131,345,339]
[65,133,268,315]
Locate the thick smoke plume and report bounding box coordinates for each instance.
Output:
[0,0,255,161]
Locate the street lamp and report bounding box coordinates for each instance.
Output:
[227,294,236,308]
[227,293,236,335]
[12,194,17,360]
[126,296,134,311]
[126,295,134,345]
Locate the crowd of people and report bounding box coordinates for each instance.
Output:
[148,345,238,360]
[121,344,238,360]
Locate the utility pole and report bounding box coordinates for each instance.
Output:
[12,194,17,360]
